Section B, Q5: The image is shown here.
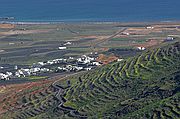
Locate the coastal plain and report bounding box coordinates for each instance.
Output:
[0,22,180,65]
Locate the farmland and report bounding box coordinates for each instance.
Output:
[1,22,180,66]
[0,40,179,119]
[0,22,180,118]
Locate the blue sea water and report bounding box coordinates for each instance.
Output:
[0,0,180,22]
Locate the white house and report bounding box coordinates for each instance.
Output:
[84,67,92,71]
[58,47,67,50]
[117,59,124,62]
[92,62,101,66]
[0,73,9,80]
[0,66,4,69]
[166,37,174,41]
[47,60,54,65]
[75,66,83,71]
[37,62,45,66]
[146,26,154,29]
[16,69,31,77]
[77,55,95,64]
[122,32,130,35]
[30,68,41,73]
[64,42,72,45]
[137,47,146,51]
[6,72,13,78]
[40,68,50,72]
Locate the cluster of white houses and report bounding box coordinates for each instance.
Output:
[0,72,13,80]
[15,68,50,78]
[57,55,101,72]
[0,55,102,80]
[32,58,67,67]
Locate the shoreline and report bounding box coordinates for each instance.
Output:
[1,21,180,25]
[1,19,180,25]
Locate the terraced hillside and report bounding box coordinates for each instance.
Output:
[1,42,180,119]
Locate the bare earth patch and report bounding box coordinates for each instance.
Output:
[96,54,118,64]
[0,24,15,29]
[0,29,52,36]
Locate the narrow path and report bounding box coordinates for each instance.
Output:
[51,72,88,118]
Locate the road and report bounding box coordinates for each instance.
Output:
[94,28,127,48]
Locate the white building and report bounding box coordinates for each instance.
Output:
[15,69,31,77]
[92,62,101,66]
[64,42,72,45]
[6,72,13,78]
[146,26,154,29]
[77,55,95,64]
[58,67,68,71]
[37,62,45,66]
[166,37,174,41]
[122,32,130,35]
[0,66,4,69]
[75,66,83,71]
[84,67,92,71]
[0,73,9,80]
[117,59,124,62]
[58,47,67,50]
[30,68,41,73]
[137,47,146,51]
[47,60,54,65]
[40,68,50,72]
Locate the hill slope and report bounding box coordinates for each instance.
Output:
[1,42,180,119]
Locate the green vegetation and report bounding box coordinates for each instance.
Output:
[28,76,47,80]
[1,42,180,119]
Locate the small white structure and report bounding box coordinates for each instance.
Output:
[146,26,154,29]
[117,59,124,62]
[37,62,45,66]
[16,69,31,77]
[69,57,74,60]
[40,68,50,72]
[0,73,9,80]
[77,55,95,64]
[84,67,92,71]
[0,66,4,69]
[75,66,83,71]
[14,65,18,70]
[92,62,101,66]
[123,32,130,35]
[137,47,146,51]
[166,37,174,41]
[64,42,72,45]
[0,50,5,53]
[58,47,67,50]
[9,43,15,45]
[30,68,41,73]
[6,72,13,77]
[58,67,68,71]
[47,60,54,65]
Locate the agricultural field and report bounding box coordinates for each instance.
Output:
[0,40,179,119]
[1,22,180,66]
[0,22,180,118]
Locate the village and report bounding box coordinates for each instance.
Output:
[0,54,103,80]
[0,35,175,81]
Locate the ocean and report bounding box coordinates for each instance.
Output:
[0,0,180,22]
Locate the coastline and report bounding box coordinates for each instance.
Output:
[1,16,180,25]
[1,20,180,25]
